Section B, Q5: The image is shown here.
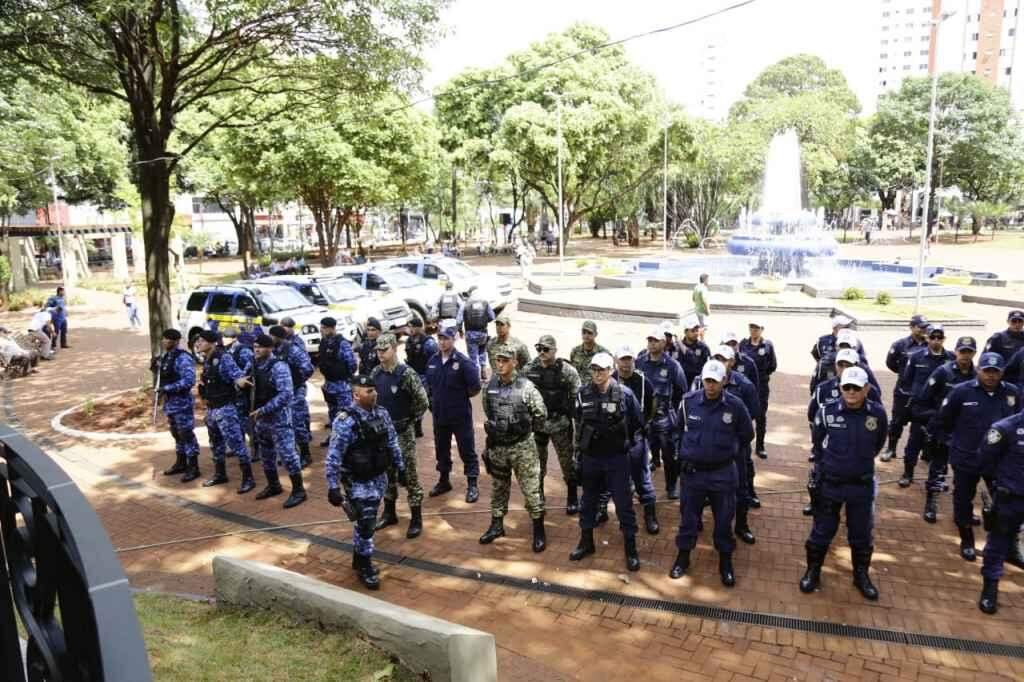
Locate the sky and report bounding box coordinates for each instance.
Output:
[421,0,883,118]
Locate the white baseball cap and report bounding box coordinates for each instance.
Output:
[840,366,869,388]
[713,345,735,361]
[835,348,860,365]
[659,320,675,334]
[721,330,739,344]
[682,315,701,330]
[590,352,615,370]
[831,314,853,328]
[616,344,636,359]
[837,329,858,347]
[748,319,765,329]
[702,360,727,382]
[646,326,666,340]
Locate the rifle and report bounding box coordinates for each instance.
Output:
[248,376,259,462]
[151,353,163,427]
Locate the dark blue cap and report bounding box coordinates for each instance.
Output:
[254,333,275,348]
[438,325,457,338]
[955,336,977,352]
[927,324,945,338]
[1009,310,1024,322]
[910,314,929,327]
[352,374,375,387]
[978,352,1005,370]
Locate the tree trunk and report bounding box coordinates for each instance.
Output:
[139,161,175,356]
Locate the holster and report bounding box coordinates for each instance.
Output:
[578,423,596,452]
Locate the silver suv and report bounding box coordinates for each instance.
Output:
[320,265,440,328]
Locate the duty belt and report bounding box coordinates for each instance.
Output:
[682,458,733,472]
[822,472,874,486]
[493,432,531,447]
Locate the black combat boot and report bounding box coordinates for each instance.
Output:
[666,462,679,500]
[237,463,256,494]
[569,528,596,561]
[255,468,283,499]
[624,535,640,572]
[531,515,547,553]
[851,546,879,601]
[283,473,307,508]
[375,499,399,530]
[880,432,897,462]
[414,419,424,438]
[299,442,312,469]
[978,577,999,615]
[735,505,756,545]
[180,457,201,483]
[595,498,609,525]
[479,516,505,544]
[406,506,423,539]
[353,553,380,590]
[922,490,938,523]
[202,460,229,487]
[565,484,579,515]
[669,550,690,579]
[898,460,914,488]
[428,472,452,497]
[319,436,331,447]
[163,452,187,476]
[465,476,479,503]
[650,452,661,470]
[719,552,736,587]
[959,526,977,561]
[643,503,660,535]
[800,543,827,593]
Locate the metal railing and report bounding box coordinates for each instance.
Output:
[0,427,151,681]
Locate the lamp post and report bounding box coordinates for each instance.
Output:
[915,10,957,313]
[48,162,73,292]
[663,113,670,251]
[553,93,565,279]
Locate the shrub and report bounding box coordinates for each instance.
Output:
[6,291,43,311]
[875,291,892,306]
[686,233,700,249]
[841,287,865,301]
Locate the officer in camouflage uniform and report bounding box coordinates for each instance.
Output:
[156,328,201,481]
[570,320,610,385]
[318,316,358,446]
[269,325,315,469]
[326,374,406,590]
[404,317,438,438]
[371,333,430,538]
[524,334,581,511]
[478,348,549,552]
[486,312,531,375]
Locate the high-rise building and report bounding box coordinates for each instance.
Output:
[877,0,1024,108]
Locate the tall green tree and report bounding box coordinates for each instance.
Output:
[1,0,444,351]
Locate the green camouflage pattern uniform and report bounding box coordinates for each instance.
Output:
[524,357,581,486]
[371,363,430,507]
[486,335,532,373]
[570,342,610,385]
[482,370,548,519]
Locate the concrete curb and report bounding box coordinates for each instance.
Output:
[50,387,164,441]
[963,294,1024,308]
[213,556,497,682]
[516,297,679,325]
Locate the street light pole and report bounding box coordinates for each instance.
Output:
[915,10,956,313]
[48,162,72,292]
[556,95,564,279]
[663,114,669,251]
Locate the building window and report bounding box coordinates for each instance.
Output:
[1001,48,1007,56]
[882,39,889,45]
[903,64,912,70]
[972,32,980,40]
[1007,67,1013,75]
[920,64,928,70]
[882,10,890,17]
[881,53,889,59]
[883,25,890,31]
[921,49,929,55]
[1011,28,1017,36]
[973,51,978,58]
[906,22,914,28]
[904,50,912,56]
[922,35,930,41]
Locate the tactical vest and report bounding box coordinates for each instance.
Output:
[253,358,280,409]
[227,342,250,370]
[526,360,570,416]
[405,334,430,373]
[318,335,351,382]
[347,410,391,480]
[438,293,461,319]
[277,341,306,388]
[485,376,533,445]
[200,349,236,408]
[159,349,183,388]
[578,383,628,458]
[464,300,489,331]
[374,365,412,426]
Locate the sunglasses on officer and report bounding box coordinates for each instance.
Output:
[840,384,866,392]
[535,344,552,353]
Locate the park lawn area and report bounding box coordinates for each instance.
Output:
[835,298,967,321]
[136,593,417,681]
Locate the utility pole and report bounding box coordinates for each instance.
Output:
[663,113,670,251]
[556,95,564,278]
[48,162,73,291]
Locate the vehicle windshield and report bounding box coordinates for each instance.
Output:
[320,279,367,302]
[378,268,422,287]
[256,287,313,313]
[443,260,477,278]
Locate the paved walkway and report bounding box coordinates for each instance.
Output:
[4,276,1024,680]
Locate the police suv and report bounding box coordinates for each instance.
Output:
[320,265,439,328]
[378,255,514,314]
[260,274,411,334]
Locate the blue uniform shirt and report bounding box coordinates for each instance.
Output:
[323,335,358,383]
[425,349,482,424]
[161,351,196,414]
[808,377,882,424]
[405,333,439,375]
[45,294,67,323]
[275,339,314,387]
[979,412,1024,491]
[676,338,711,386]
[897,347,955,398]
[228,342,255,376]
[324,404,404,489]
[677,389,753,466]
[732,351,760,392]
[912,360,974,431]
[253,356,293,418]
[739,338,777,391]
[1005,347,1024,386]
[984,329,1024,363]
[932,380,1022,470]
[206,349,244,385]
[636,351,688,417]
[886,334,927,375]
[812,399,888,482]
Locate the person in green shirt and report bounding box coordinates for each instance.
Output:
[692,273,711,335]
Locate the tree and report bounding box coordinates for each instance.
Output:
[1,0,444,351]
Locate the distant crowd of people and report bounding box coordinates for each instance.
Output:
[0,286,70,376]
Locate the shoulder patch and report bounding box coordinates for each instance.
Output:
[1010,395,1017,407]
[986,428,1003,445]
[865,416,878,432]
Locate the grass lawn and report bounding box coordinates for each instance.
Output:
[136,593,417,681]
[835,298,967,321]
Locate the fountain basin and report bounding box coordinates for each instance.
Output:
[726,233,839,257]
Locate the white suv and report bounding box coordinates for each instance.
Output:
[320,265,440,327]
[260,274,410,334]
[379,255,514,313]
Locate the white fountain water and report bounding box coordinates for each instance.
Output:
[759,129,804,221]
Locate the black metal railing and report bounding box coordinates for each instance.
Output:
[0,427,151,681]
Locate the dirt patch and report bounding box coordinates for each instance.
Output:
[62,388,206,434]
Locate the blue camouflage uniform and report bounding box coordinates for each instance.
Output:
[460,298,494,372]
[356,335,381,374]
[319,333,358,425]
[886,334,927,451]
[227,336,255,436]
[913,360,975,493]
[636,350,688,494]
[739,337,777,454]
[897,347,955,472]
[676,337,712,388]
[325,404,404,557]
[575,379,644,537]
[425,347,482,477]
[807,398,888,561]
[675,388,753,554]
[932,379,1021,532]
[252,355,301,476]
[979,412,1024,580]
[275,338,314,447]
[199,348,250,465]
[159,349,199,462]
[613,369,657,507]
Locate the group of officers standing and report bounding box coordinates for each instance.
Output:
[151,299,1024,613]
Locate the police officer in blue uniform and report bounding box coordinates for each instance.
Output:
[637,326,688,498]
[984,309,1024,361]
[1006,345,1024,386]
[740,320,777,458]
[269,325,315,469]
[913,336,977,523]
[721,330,760,393]
[569,352,644,572]
[932,352,1022,561]
[810,315,853,394]
[194,330,255,493]
[614,345,659,534]
[45,285,69,349]
[223,328,255,441]
[325,374,406,590]
[356,318,383,374]
[425,323,482,502]
[156,329,201,480]
[800,366,887,601]
[437,281,463,328]
[977,409,1024,614]
[318,316,358,446]
[460,294,494,375]
[404,317,439,438]
[677,316,712,391]
[895,324,954,487]
[882,315,930,460]
[671,360,753,586]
